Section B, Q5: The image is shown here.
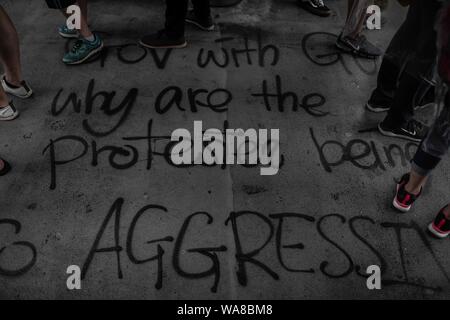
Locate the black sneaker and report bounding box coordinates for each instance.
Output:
[185,10,215,31]
[428,208,450,238]
[336,34,382,59]
[378,119,429,143]
[139,30,187,49]
[393,173,421,213]
[297,0,331,17]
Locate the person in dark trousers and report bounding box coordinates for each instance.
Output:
[392,2,450,238]
[140,0,214,49]
[367,0,441,142]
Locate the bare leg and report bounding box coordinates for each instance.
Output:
[404,170,428,195]
[0,6,22,86]
[60,0,92,38]
[342,0,369,39]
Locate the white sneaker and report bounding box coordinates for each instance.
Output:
[0,102,19,121]
[1,76,33,99]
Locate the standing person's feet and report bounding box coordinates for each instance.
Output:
[297,0,331,17]
[366,87,435,113]
[428,207,450,238]
[378,119,429,142]
[185,10,215,31]
[393,173,421,212]
[0,158,11,176]
[336,34,382,59]
[58,25,80,38]
[0,101,19,121]
[1,76,33,99]
[139,30,187,49]
[63,33,104,65]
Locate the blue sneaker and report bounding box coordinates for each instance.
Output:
[63,34,104,65]
[58,25,79,39]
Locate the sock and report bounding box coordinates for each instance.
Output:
[84,34,95,42]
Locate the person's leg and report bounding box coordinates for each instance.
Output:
[0,6,22,86]
[165,0,189,39]
[0,5,32,100]
[53,0,103,65]
[59,0,92,38]
[367,2,420,112]
[337,0,381,58]
[342,0,368,39]
[187,0,214,31]
[378,0,440,142]
[192,0,211,20]
[381,72,419,129]
[76,0,92,39]
[393,90,450,212]
[139,0,188,49]
[367,58,402,112]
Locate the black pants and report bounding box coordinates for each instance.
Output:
[45,0,76,9]
[165,0,211,38]
[372,0,440,127]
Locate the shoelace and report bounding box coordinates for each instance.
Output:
[312,0,325,7]
[406,120,424,133]
[72,40,84,53]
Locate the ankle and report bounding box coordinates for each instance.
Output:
[404,183,421,196]
[443,205,450,219]
[5,75,22,87]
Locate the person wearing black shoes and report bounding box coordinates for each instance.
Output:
[297,0,331,17]
[391,2,450,238]
[366,0,441,142]
[140,0,214,49]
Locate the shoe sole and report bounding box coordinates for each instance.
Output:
[428,223,450,239]
[3,88,33,99]
[392,184,411,213]
[366,102,389,113]
[63,43,105,65]
[378,124,422,143]
[139,40,187,49]
[59,31,80,39]
[185,19,215,31]
[0,111,19,121]
[335,42,379,59]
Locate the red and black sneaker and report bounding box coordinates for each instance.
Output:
[393,173,421,213]
[428,208,450,238]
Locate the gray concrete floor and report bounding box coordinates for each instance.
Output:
[1,0,450,299]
